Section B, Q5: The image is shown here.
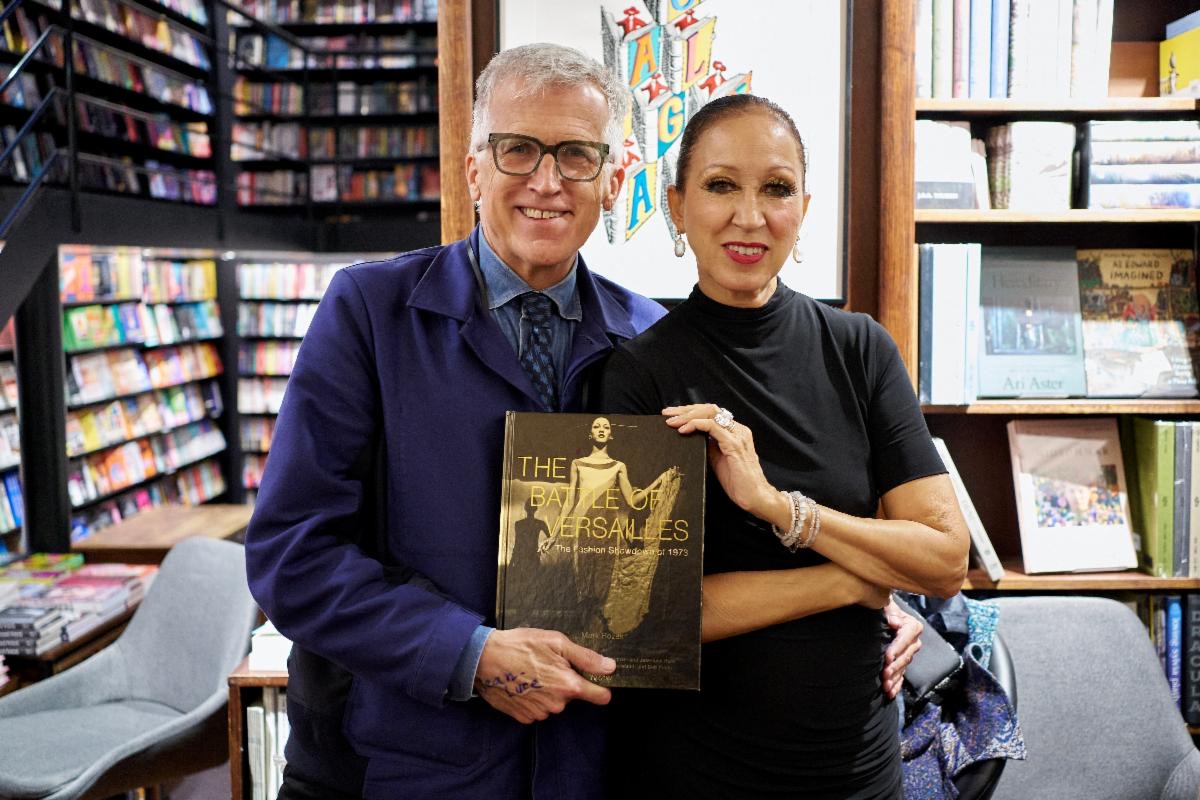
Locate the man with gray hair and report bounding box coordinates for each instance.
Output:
[246,43,665,799]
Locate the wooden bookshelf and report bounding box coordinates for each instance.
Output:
[916,97,1200,114]
[227,657,288,800]
[916,209,1200,223]
[923,400,1200,415]
[963,561,1200,592]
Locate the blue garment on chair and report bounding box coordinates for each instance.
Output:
[899,597,1026,800]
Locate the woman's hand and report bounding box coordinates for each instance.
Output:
[663,405,787,526]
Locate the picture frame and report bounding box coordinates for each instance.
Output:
[493,0,853,303]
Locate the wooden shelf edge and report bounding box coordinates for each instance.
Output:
[915,209,1200,223]
[924,399,1200,415]
[915,97,1200,113]
[964,562,1200,591]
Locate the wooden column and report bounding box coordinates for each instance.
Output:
[877,0,917,381]
[438,0,476,244]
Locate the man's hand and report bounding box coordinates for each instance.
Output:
[474,627,616,724]
[881,595,922,699]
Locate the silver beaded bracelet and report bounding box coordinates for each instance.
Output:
[773,490,817,552]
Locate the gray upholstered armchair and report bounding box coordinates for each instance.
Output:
[0,536,258,800]
[991,596,1200,800]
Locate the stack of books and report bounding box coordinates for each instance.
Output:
[1082,120,1200,210]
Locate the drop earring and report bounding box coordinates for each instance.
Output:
[674,234,687,258]
[792,239,802,264]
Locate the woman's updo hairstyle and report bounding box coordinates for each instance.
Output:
[672,93,808,193]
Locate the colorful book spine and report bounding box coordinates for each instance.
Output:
[1167,595,1184,708]
[989,0,1010,97]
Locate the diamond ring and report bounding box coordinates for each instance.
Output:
[714,407,735,430]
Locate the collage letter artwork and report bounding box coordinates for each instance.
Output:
[599,1,752,246]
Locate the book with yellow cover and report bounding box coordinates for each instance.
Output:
[497,412,705,689]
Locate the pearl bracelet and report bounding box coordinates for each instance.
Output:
[772,490,820,552]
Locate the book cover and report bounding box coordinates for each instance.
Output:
[978,247,1087,398]
[1182,593,1200,724]
[1167,595,1184,708]
[1007,417,1138,573]
[1160,25,1200,98]
[1127,418,1178,578]
[496,412,705,690]
[932,436,1004,581]
[1076,248,1199,398]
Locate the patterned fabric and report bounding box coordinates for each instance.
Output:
[519,292,559,410]
[900,599,1026,800]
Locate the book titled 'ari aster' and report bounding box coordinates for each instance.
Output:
[496,412,706,689]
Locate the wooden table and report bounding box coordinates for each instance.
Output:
[73,504,254,564]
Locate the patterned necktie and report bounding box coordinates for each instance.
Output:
[518,292,559,410]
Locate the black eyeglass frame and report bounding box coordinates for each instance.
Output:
[485,132,612,182]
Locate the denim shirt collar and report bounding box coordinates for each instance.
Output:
[477,228,582,321]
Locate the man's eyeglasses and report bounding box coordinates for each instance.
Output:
[486,133,611,182]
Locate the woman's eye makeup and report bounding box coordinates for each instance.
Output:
[763,180,798,197]
[701,177,737,193]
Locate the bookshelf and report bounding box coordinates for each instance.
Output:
[225,0,440,209]
[0,318,24,557]
[58,244,230,543]
[0,0,218,204]
[879,0,1200,575]
[233,251,383,498]
[227,657,286,800]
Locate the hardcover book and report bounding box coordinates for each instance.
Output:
[932,437,1004,581]
[978,247,1087,398]
[1007,417,1138,574]
[1076,248,1199,398]
[496,412,706,689]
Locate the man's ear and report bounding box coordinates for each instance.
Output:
[465,151,482,202]
[603,166,625,211]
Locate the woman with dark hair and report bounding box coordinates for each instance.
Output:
[602,94,970,798]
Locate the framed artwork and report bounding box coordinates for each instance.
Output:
[497,0,852,302]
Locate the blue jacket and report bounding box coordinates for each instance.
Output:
[245,231,665,799]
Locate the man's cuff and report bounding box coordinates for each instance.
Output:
[448,624,494,701]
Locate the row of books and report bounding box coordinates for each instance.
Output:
[0,473,23,537]
[239,261,346,300]
[245,686,289,800]
[0,414,19,471]
[75,96,212,159]
[310,163,439,202]
[60,247,217,305]
[238,377,288,415]
[0,128,63,185]
[62,299,222,352]
[234,169,306,206]
[1147,594,1199,723]
[238,341,300,377]
[157,0,206,27]
[232,78,305,117]
[919,245,1198,403]
[230,0,437,24]
[65,379,222,458]
[66,418,226,508]
[1122,418,1200,580]
[0,68,43,110]
[0,556,155,656]
[238,301,318,338]
[65,341,223,407]
[143,160,217,205]
[232,122,437,162]
[241,416,276,452]
[918,119,1200,212]
[307,124,436,160]
[70,457,224,541]
[915,0,1112,100]
[234,30,436,71]
[1080,120,1200,211]
[55,31,213,114]
[66,0,211,71]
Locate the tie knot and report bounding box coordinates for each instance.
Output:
[519,292,555,325]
